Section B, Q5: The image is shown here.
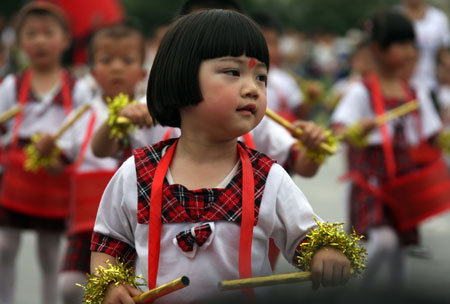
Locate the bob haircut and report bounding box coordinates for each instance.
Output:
[366,9,415,50]
[147,9,269,128]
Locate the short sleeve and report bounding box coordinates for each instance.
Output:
[92,156,138,258]
[251,117,296,165]
[331,82,372,127]
[261,164,321,263]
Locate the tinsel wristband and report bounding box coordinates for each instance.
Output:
[132,276,190,303]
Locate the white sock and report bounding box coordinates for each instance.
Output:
[0,228,21,304]
[37,231,62,304]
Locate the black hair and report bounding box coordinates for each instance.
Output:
[88,23,146,66]
[178,0,242,15]
[16,2,70,34]
[147,9,269,128]
[365,8,415,49]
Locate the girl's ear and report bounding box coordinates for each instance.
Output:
[370,42,382,58]
[62,33,71,52]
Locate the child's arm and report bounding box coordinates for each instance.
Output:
[91,120,122,157]
[90,252,142,304]
[290,120,327,177]
[91,103,153,158]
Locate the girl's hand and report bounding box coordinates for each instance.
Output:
[34,133,56,157]
[119,104,153,128]
[310,246,351,290]
[291,120,327,150]
[358,118,377,137]
[103,283,142,304]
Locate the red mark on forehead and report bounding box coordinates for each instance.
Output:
[248,58,256,68]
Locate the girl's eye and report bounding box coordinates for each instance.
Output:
[224,69,240,77]
[124,56,136,64]
[100,56,111,64]
[257,74,268,85]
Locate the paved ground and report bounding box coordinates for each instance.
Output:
[13,152,450,303]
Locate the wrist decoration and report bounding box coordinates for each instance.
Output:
[296,217,367,276]
[77,259,145,304]
[304,129,339,164]
[437,130,450,155]
[107,93,138,140]
[345,123,368,149]
[24,134,60,172]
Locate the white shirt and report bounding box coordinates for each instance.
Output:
[410,6,450,90]
[57,94,120,173]
[0,73,91,144]
[267,67,303,112]
[93,157,320,303]
[331,81,442,145]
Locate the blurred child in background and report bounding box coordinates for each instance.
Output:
[0,3,90,304]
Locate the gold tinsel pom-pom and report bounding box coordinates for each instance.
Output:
[107,93,138,140]
[296,217,367,276]
[345,123,368,149]
[24,134,60,172]
[77,259,145,304]
[305,129,340,164]
[437,130,450,155]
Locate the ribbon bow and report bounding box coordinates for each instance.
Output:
[175,223,213,253]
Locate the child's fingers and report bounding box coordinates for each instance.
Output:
[322,261,334,287]
[124,284,142,298]
[311,260,323,290]
[331,264,343,286]
[342,263,351,284]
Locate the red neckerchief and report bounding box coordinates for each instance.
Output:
[367,73,419,178]
[11,69,72,147]
[147,139,255,297]
[242,133,256,149]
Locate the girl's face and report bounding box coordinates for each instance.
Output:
[378,41,417,72]
[92,36,146,99]
[19,15,69,70]
[182,55,267,140]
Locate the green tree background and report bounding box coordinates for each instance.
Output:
[1,0,449,37]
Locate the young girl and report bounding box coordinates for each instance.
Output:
[0,3,90,304]
[53,24,148,304]
[331,9,445,289]
[90,10,354,304]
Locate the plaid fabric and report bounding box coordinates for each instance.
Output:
[135,138,275,225]
[175,223,212,252]
[62,231,92,273]
[345,95,421,245]
[90,231,137,262]
[15,71,76,105]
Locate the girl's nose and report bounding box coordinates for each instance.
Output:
[242,78,259,99]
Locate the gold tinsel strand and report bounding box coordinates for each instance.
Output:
[77,259,145,304]
[107,93,138,140]
[296,217,367,276]
[24,134,60,172]
[437,130,450,155]
[345,123,368,149]
[305,129,340,164]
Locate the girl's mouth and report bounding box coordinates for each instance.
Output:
[237,103,257,114]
